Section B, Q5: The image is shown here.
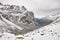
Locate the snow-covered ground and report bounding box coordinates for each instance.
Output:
[23,20,60,40]
[17,13,60,40]
[0,14,60,40]
[0,32,17,40]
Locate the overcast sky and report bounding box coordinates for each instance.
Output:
[0,0,60,18]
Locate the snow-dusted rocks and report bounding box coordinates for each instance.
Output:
[0,3,38,27]
[0,3,38,35]
[0,2,3,5]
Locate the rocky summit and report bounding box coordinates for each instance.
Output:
[0,2,39,35]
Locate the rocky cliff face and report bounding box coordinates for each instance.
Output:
[0,2,38,35]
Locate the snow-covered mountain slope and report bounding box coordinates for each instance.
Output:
[0,13,60,40]
[16,13,60,40]
[0,2,60,40]
[22,19,60,40]
[23,24,60,40]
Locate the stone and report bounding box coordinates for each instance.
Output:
[0,2,3,5]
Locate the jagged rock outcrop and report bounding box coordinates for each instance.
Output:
[0,3,38,35]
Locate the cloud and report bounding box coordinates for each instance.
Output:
[0,0,60,18]
[1,0,60,10]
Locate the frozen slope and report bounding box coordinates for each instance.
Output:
[23,21,60,40]
[0,14,60,40]
[0,11,60,40]
[21,14,60,40]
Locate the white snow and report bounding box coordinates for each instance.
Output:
[0,32,17,40]
[22,14,60,40]
[23,22,60,40]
